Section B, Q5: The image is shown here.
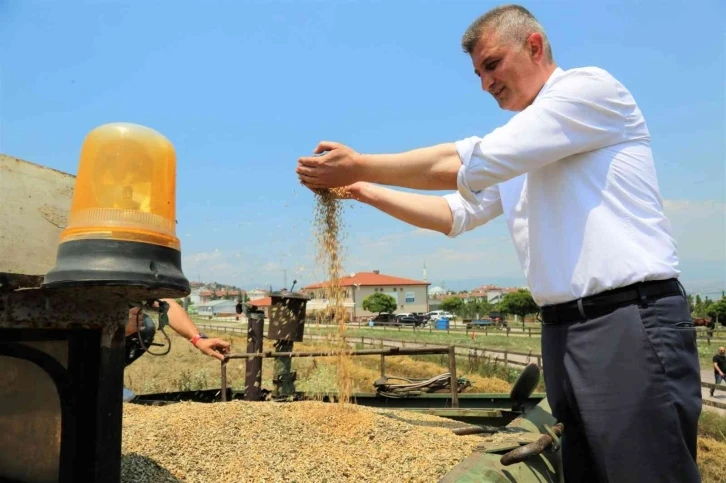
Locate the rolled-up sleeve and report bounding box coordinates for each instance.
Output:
[443,185,503,238]
[455,69,630,203]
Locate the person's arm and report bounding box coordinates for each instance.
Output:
[163,299,231,361]
[351,182,455,234]
[454,70,631,202]
[298,70,632,202]
[359,143,461,190]
[297,142,461,191]
[336,181,502,237]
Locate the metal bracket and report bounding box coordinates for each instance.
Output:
[542,423,561,453]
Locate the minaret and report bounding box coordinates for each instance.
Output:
[423,261,427,282]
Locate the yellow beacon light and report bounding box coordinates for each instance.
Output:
[43,122,190,298]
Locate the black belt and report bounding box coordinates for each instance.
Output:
[541,278,683,325]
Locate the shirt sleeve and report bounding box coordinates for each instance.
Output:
[455,69,633,204]
[443,185,503,238]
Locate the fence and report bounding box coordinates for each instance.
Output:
[196,317,726,344]
[196,323,541,369]
[196,322,726,407]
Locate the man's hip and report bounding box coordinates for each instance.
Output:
[541,278,683,325]
[541,289,701,482]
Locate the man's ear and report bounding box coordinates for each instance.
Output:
[527,33,545,62]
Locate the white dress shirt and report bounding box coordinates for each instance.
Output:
[444,66,679,306]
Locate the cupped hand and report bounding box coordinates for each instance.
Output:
[300,181,369,202]
[195,338,231,361]
[296,141,362,188]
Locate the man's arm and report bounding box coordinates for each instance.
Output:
[298,70,630,200]
[163,299,231,361]
[359,143,461,190]
[297,142,461,191]
[330,181,502,237]
[352,182,455,234]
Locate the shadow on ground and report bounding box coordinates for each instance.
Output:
[121,453,182,482]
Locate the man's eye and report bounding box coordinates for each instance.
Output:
[486,60,499,70]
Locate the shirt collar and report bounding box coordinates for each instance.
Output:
[532,66,565,104]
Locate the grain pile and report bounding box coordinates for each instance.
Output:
[121,400,481,482]
[313,187,353,403]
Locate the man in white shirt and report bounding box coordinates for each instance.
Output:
[296,4,701,482]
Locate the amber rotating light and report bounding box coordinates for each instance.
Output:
[43,122,190,298]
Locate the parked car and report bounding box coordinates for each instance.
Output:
[466,318,495,329]
[412,312,430,325]
[395,313,424,326]
[427,310,456,321]
[369,313,398,326]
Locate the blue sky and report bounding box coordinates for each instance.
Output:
[1,1,724,297]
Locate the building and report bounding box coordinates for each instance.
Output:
[195,299,238,318]
[247,289,268,301]
[301,270,430,321]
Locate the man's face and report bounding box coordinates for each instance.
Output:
[720,347,725,356]
[470,31,546,112]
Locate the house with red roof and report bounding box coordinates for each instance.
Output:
[301,270,430,321]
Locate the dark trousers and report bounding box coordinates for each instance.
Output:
[542,293,702,482]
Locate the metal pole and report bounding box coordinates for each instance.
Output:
[221,359,228,402]
[380,353,386,377]
[449,346,460,408]
[244,313,264,401]
[224,346,450,359]
[273,340,295,398]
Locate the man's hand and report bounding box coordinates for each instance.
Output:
[296,141,362,189]
[300,180,369,201]
[194,338,231,361]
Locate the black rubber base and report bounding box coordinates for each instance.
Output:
[42,239,190,299]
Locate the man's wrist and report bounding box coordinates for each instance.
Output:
[352,151,369,183]
[190,333,208,347]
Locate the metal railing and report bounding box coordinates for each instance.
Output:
[219,345,461,407]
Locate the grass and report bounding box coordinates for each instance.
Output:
[195,318,725,372]
[124,330,514,396]
[698,411,726,483]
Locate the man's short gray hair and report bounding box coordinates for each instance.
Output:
[461,5,553,62]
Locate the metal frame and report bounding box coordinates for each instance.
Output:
[0,287,128,483]
[221,345,461,407]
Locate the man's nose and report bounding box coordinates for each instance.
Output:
[480,74,495,92]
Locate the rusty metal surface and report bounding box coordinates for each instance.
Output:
[0,273,44,292]
[266,293,308,342]
[448,346,460,408]
[500,423,563,466]
[0,346,64,483]
[1,286,136,335]
[224,346,450,359]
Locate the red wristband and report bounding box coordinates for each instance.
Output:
[190,334,204,346]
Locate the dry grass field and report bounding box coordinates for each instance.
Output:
[124,330,511,395]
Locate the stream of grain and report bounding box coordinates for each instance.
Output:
[313,188,352,403]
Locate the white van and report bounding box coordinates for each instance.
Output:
[427,310,455,321]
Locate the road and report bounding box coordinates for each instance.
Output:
[701,370,726,415]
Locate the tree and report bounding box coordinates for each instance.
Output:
[440,297,464,314]
[694,294,705,317]
[706,298,726,325]
[498,289,540,327]
[362,292,397,314]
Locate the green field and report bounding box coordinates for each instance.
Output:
[193,317,724,371]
